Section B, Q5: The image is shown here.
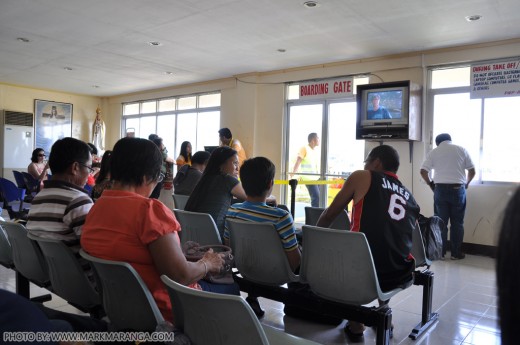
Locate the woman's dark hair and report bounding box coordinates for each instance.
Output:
[48,138,90,174]
[185,146,237,211]
[95,150,112,184]
[30,148,45,163]
[179,141,192,163]
[497,187,520,345]
[240,157,275,197]
[110,137,162,186]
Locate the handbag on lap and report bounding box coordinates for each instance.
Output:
[182,241,234,284]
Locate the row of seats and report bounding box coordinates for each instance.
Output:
[0,219,319,343]
[167,205,437,344]
[226,219,438,344]
[0,221,103,317]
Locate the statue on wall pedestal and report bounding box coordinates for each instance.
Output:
[92,106,106,155]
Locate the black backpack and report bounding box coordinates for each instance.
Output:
[417,214,444,261]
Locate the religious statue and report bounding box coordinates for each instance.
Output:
[92,106,106,154]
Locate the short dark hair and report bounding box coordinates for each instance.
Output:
[148,134,159,141]
[218,128,232,139]
[435,133,452,146]
[240,157,275,197]
[110,137,162,186]
[366,145,400,173]
[48,138,90,174]
[192,151,210,165]
[308,133,318,143]
[30,148,45,163]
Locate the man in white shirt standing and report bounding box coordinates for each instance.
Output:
[420,133,475,260]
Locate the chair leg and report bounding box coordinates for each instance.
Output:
[409,270,439,339]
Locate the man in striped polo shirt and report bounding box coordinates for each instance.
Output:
[27,137,93,248]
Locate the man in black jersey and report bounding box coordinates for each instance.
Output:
[317,145,420,340]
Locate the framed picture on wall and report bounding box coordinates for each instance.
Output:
[34,99,73,155]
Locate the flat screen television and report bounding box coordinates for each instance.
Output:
[358,83,410,128]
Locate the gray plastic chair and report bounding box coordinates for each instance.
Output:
[174,209,222,245]
[80,249,164,332]
[2,221,52,302]
[300,225,405,305]
[227,218,298,286]
[161,275,320,345]
[0,224,14,268]
[2,221,50,288]
[28,234,102,316]
[172,194,189,210]
[304,206,350,230]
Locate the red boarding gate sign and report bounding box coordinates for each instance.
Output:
[299,77,354,100]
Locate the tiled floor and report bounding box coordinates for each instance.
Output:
[0,253,500,344]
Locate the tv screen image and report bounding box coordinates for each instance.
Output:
[366,90,403,120]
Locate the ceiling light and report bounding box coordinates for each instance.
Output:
[92,85,100,88]
[465,14,482,22]
[277,49,286,53]
[148,41,163,46]
[165,71,174,75]
[63,67,73,71]
[303,1,319,8]
[17,37,31,43]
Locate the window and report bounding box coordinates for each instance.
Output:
[284,77,367,220]
[122,93,221,168]
[429,66,520,183]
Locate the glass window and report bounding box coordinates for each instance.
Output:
[157,115,176,155]
[431,67,470,89]
[199,93,221,108]
[122,93,220,173]
[139,116,157,140]
[430,65,520,183]
[176,113,198,155]
[141,101,157,114]
[124,118,140,137]
[159,99,175,112]
[196,111,221,152]
[482,97,520,182]
[178,96,196,110]
[432,93,481,181]
[123,103,139,116]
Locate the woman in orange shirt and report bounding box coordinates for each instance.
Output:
[81,137,227,323]
[175,141,192,167]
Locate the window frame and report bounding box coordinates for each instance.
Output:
[428,65,520,184]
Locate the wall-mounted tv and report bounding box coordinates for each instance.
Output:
[358,83,410,128]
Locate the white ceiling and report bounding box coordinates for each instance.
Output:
[1,0,519,97]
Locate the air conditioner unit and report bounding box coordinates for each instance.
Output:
[0,110,34,183]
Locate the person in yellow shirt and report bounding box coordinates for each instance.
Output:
[176,141,192,167]
[218,128,247,168]
[291,133,320,207]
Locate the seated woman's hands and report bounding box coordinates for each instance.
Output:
[202,248,225,274]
